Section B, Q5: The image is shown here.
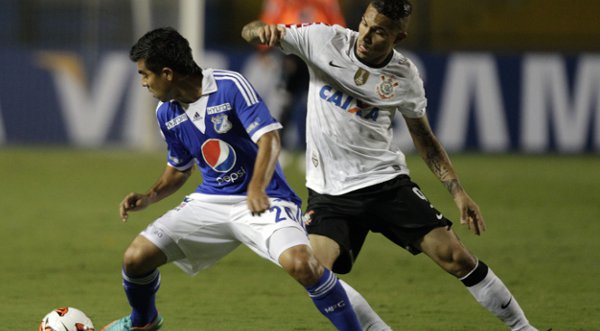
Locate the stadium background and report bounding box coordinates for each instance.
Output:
[0,0,599,329]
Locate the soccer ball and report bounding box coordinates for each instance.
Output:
[39,307,95,331]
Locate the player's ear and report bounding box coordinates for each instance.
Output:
[394,31,408,45]
[161,67,174,81]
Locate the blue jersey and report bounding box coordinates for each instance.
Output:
[155,68,300,205]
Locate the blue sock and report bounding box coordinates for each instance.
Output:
[306,268,361,331]
[122,268,160,327]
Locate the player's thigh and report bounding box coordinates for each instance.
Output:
[305,189,369,274]
[145,196,241,275]
[308,234,340,269]
[232,199,308,266]
[373,176,452,254]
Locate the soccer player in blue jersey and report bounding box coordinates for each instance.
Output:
[101,27,361,331]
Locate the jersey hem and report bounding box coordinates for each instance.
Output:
[306,172,409,196]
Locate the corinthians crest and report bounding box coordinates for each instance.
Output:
[211,114,232,134]
[376,75,399,99]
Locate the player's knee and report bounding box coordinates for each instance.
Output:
[122,245,146,275]
[122,240,157,276]
[280,246,323,286]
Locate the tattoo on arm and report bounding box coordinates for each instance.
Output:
[409,118,462,195]
[443,179,462,195]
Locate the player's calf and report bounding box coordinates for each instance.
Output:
[278,244,361,330]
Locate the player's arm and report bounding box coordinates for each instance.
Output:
[119,166,192,222]
[241,20,286,47]
[404,115,486,235]
[247,130,281,215]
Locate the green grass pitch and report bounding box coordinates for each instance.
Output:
[1,148,598,330]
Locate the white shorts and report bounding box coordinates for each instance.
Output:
[141,193,309,275]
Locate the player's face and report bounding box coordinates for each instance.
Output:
[136,59,173,102]
[356,5,407,66]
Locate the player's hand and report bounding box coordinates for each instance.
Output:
[453,192,486,235]
[246,188,270,216]
[119,192,152,222]
[256,24,286,47]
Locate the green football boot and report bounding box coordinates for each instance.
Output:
[100,314,163,331]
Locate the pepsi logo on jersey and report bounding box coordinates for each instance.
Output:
[216,167,247,185]
[202,139,247,185]
[201,139,237,172]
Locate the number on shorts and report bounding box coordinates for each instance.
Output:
[269,205,303,226]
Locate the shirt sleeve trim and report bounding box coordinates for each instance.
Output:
[250,122,283,143]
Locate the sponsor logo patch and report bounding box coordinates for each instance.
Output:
[206,102,232,115]
[201,138,237,173]
[165,113,189,130]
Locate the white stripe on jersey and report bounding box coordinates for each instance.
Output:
[213,70,259,106]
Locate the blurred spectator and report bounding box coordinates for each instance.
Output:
[243,0,346,156]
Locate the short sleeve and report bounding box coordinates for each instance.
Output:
[397,58,427,118]
[224,72,283,143]
[156,103,195,170]
[279,23,334,61]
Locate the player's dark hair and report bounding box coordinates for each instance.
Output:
[130,27,202,75]
[370,0,412,21]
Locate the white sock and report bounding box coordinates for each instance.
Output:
[340,279,392,331]
[462,261,537,331]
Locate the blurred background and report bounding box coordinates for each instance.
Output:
[1,0,600,153]
[2,3,599,328]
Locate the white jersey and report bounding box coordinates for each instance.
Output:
[279,23,427,195]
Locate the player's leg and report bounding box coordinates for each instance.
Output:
[272,228,361,331]
[372,175,536,330]
[102,233,173,331]
[120,235,169,328]
[306,189,393,331]
[417,227,537,331]
[309,234,393,331]
[104,195,238,331]
[308,233,340,269]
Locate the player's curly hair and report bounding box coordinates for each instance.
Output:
[370,0,412,21]
[130,27,202,75]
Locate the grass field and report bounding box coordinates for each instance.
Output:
[1,148,599,330]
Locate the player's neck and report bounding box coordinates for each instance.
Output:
[354,47,394,68]
[173,73,204,104]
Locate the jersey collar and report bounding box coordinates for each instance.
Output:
[201,68,218,96]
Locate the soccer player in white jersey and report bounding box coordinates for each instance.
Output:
[242,0,538,330]
[101,27,362,331]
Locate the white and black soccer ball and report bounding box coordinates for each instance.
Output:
[39,307,95,331]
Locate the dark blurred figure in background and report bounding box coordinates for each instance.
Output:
[247,0,347,163]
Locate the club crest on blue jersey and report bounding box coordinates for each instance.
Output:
[211,114,233,134]
[201,138,237,172]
